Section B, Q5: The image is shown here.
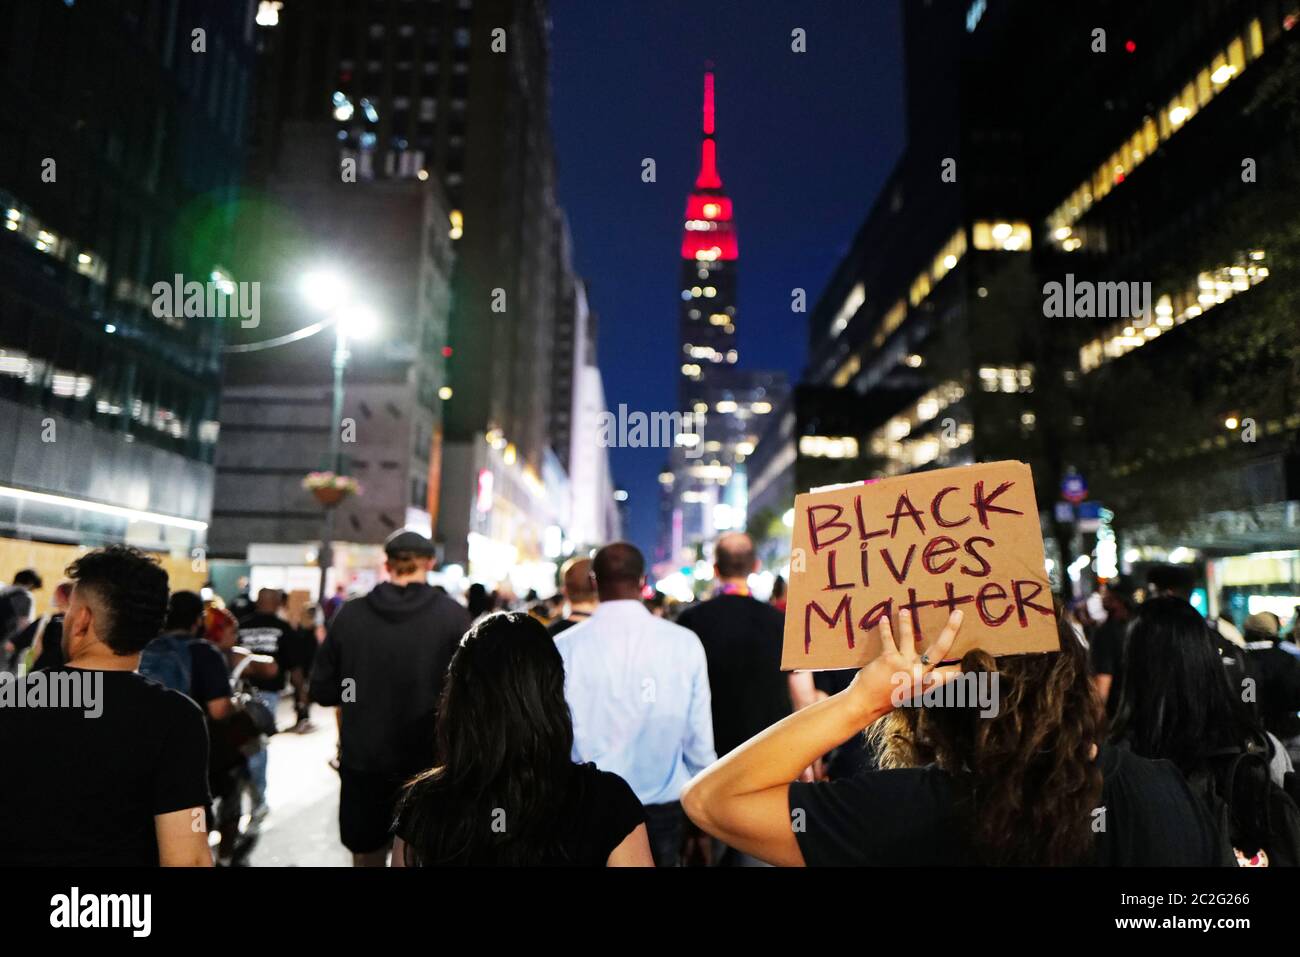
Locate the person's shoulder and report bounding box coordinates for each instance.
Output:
[574,763,642,808]
[125,670,207,720]
[428,590,471,621]
[675,601,702,626]
[188,637,225,662]
[1100,742,1191,795]
[789,766,958,830]
[552,616,592,651]
[650,614,706,648]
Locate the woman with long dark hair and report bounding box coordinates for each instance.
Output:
[1109,596,1297,865]
[391,612,652,866]
[682,608,1222,865]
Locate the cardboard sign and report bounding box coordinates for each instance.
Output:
[781,460,1058,671]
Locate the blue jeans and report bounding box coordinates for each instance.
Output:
[247,690,280,807]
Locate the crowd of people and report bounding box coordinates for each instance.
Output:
[1,532,1299,867]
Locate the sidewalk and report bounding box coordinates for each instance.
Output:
[246,701,350,867]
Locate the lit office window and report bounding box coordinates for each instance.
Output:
[972,220,1031,252]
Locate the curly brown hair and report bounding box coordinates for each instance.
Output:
[867,615,1103,865]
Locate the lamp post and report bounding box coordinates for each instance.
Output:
[317,322,349,600]
[299,269,378,600]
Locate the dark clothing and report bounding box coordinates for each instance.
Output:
[394,762,645,866]
[236,612,299,692]
[11,614,66,671]
[0,585,33,641]
[1090,615,1130,717]
[174,633,231,709]
[546,611,590,639]
[0,669,210,865]
[812,670,874,778]
[340,768,408,854]
[183,636,248,785]
[789,743,1221,866]
[310,581,471,776]
[677,594,790,757]
[643,800,685,867]
[1243,642,1300,741]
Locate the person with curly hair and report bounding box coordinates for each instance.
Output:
[0,546,212,866]
[682,608,1222,866]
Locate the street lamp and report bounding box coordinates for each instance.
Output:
[299,267,380,598]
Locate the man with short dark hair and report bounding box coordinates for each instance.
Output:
[556,541,715,866]
[547,556,597,638]
[0,546,211,865]
[311,529,471,866]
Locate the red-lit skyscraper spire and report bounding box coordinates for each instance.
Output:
[681,67,737,261]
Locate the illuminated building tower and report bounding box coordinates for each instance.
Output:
[665,69,785,562]
[678,69,739,413]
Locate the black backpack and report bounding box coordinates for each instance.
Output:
[1189,745,1300,867]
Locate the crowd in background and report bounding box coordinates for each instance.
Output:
[2,533,1299,867]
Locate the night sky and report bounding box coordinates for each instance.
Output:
[549,0,905,560]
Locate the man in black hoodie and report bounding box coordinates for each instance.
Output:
[310,530,471,866]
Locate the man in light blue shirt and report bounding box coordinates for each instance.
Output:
[555,542,716,866]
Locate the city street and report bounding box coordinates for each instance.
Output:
[1,0,1299,931]
[246,701,348,868]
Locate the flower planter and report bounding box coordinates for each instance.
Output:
[311,486,349,507]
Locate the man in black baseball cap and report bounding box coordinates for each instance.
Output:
[310,529,470,866]
[382,529,437,558]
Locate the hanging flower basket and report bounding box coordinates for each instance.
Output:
[303,471,362,507]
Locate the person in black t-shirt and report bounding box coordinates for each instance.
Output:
[237,588,300,817]
[677,533,793,760]
[677,532,795,866]
[1089,577,1135,714]
[393,612,650,866]
[682,608,1221,866]
[0,546,211,866]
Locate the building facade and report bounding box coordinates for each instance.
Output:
[753,0,1300,613]
[0,0,257,593]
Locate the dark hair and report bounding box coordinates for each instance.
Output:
[13,568,42,589]
[714,532,755,579]
[592,542,644,588]
[1110,597,1263,772]
[65,546,169,655]
[387,551,426,577]
[164,590,205,632]
[1109,597,1277,853]
[1147,564,1194,599]
[869,614,1103,865]
[465,582,493,618]
[395,613,581,865]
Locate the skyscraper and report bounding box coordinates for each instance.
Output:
[0,0,255,591]
[662,69,785,565]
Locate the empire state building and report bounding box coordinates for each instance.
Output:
[662,69,785,562]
